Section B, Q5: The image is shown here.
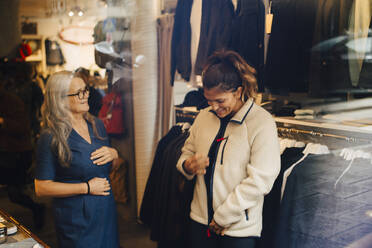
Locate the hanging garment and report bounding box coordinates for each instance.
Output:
[140,126,195,248]
[348,0,371,87]
[281,143,330,199]
[98,92,125,136]
[45,39,65,66]
[354,1,372,89]
[265,0,318,94]
[231,0,265,91]
[274,153,372,248]
[157,14,176,138]
[87,86,103,117]
[189,0,203,86]
[140,126,183,226]
[263,0,271,63]
[257,147,305,248]
[308,0,354,95]
[170,0,234,84]
[176,88,208,110]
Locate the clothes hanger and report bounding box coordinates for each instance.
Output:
[334,146,372,188]
[281,142,330,200]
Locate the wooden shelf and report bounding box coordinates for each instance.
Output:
[21,34,46,75]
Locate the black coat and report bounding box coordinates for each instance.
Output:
[265,0,318,94]
[170,0,234,84]
[308,0,354,95]
[231,0,266,91]
[140,126,195,247]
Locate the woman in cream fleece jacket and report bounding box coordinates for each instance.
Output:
[176,50,280,248]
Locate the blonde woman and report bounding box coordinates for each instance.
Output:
[35,71,119,247]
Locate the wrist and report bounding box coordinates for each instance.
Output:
[83,182,90,194]
[111,148,118,159]
[182,161,194,175]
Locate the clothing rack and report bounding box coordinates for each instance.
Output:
[175,106,199,124]
[277,127,369,143]
[275,117,372,150]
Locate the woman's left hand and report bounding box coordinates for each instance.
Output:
[209,219,226,236]
[91,146,118,165]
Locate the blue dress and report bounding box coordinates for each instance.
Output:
[36,119,119,248]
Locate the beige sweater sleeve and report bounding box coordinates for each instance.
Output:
[176,118,199,180]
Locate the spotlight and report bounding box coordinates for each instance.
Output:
[67,6,84,17]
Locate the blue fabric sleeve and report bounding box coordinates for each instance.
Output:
[35,132,57,180]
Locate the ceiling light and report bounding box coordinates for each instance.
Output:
[67,5,84,17]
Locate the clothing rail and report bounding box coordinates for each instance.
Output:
[277,127,371,144]
[175,106,199,124]
[275,117,372,150]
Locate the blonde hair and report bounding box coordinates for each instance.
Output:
[41,71,103,167]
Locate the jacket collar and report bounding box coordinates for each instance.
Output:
[230,99,254,124]
[208,99,255,125]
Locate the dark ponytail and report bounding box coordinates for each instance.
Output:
[202,50,257,101]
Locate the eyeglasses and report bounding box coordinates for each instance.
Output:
[66,86,89,100]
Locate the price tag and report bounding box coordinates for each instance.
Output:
[266,14,273,34]
[266,1,274,34]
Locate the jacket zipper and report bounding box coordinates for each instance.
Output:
[208,141,222,224]
[220,136,229,165]
[206,119,229,224]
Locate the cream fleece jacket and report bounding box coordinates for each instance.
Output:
[176,99,280,237]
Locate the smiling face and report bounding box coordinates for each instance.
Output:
[66,77,89,114]
[204,86,243,118]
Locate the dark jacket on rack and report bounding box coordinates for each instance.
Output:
[170,0,234,84]
[265,0,318,93]
[231,0,266,91]
[257,147,305,248]
[308,0,354,95]
[140,126,195,247]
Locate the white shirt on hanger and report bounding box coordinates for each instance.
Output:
[281,143,330,200]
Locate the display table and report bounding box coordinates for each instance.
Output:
[0,208,48,247]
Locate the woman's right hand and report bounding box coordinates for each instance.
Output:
[88,177,111,196]
[184,153,209,175]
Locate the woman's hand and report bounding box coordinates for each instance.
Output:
[88,177,111,196]
[209,219,226,236]
[90,146,118,165]
[184,153,209,175]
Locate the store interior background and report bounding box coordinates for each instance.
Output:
[1,0,372,247]
[0,0,186,247]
